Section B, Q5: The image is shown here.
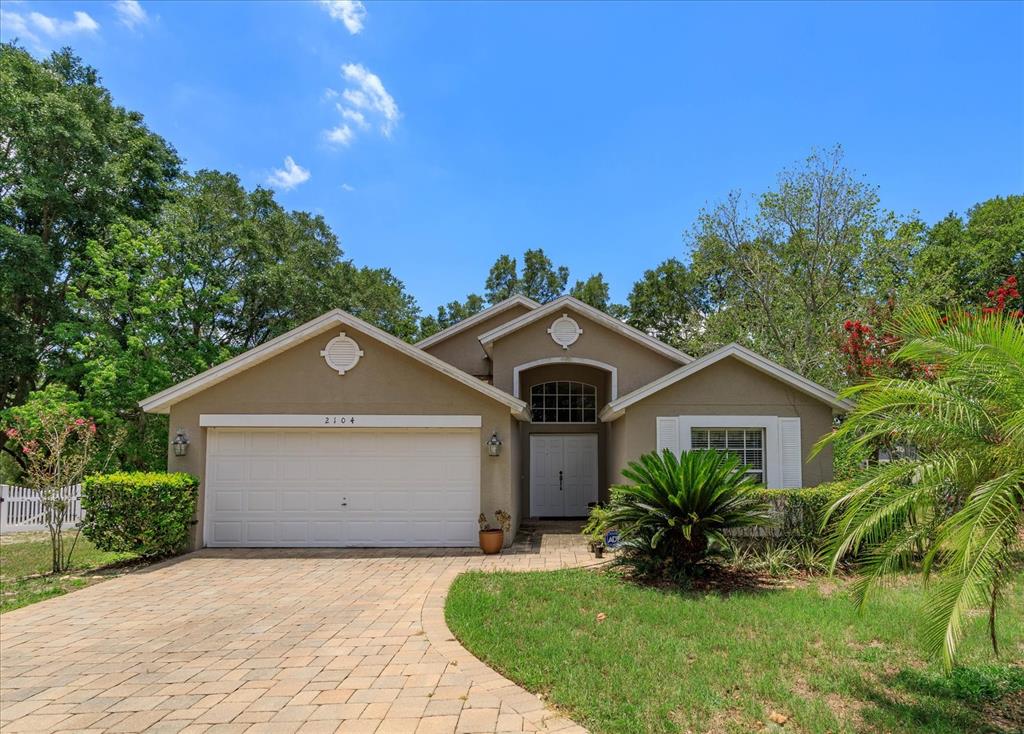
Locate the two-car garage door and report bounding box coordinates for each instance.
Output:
[204,429,480,547]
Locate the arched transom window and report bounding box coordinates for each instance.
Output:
[530,381,597,423]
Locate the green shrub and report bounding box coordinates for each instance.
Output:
[601,450,773,579]
[581,503,611,544]
[729,539,829,575]
[81,472,198,556]
[749,481,850,543]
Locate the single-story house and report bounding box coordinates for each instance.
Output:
[141,295,851,548]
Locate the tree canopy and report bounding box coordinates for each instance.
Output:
[2,43,1020,481]
[1,44,419,473]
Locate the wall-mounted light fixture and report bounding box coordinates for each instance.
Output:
[172,429,190,457]
[486,431,502,457]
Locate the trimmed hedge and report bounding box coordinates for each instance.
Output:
[737,482,851,543]
[81,472,198,557]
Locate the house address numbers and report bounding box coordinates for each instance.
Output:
[198,415,484,429]
[323,416,358,425]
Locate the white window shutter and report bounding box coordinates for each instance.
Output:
[656,417,680,455]
[779,417,802,488]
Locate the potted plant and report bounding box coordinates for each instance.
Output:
[478,509,511,554]
[583,503,609,556]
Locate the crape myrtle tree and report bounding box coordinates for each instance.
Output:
[2,385,115,573]
[840,275,1022,382]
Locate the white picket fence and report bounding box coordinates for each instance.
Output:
[0,484,83,534]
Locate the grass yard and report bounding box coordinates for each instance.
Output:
[0,531,139,613]
[446,568,1024,734]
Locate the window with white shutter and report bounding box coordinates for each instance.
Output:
[690,427,766,483]
[656,417,680,455]
[778,417,802,488]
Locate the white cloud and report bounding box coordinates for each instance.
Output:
[0,10,39,46]
[324,124,354,146]
[319,0,365,35]
[339,105,368,129]
[320,63,400,148]
[29,10,99,36]
[2,7,99,48]
[341,183,355,192]
[266,156,310,191]
[340,63,400,136]
[113,0,148,29]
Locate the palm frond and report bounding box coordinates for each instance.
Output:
[816,306,1024,668]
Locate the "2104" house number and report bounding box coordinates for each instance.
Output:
[323,416,358,425]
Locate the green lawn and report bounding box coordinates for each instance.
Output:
[0,531,139,613]
[446,568,1024,734]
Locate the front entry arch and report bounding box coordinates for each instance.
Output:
[512,357,618,400]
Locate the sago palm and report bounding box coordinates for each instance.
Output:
[815,307,1024,670]
[604,449,772,577]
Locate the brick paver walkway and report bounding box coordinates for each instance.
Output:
[1,527,597,733]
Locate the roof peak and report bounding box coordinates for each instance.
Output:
[476,295,694,364]
[415,295,541,349]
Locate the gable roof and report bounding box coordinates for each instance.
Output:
[139,309,530,418]
[415,295,541,349]
[599,342,853,421]
[476,295,694,364]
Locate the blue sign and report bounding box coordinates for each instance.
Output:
[603,529,621,549]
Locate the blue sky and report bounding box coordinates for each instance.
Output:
[3,1,1023,314]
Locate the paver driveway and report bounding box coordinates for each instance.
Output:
[1,528,595,734]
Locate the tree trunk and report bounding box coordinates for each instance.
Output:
[989,579,1000,658]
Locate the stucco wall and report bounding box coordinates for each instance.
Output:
[516,363,611,515]
[165,321,519,547]
[609,356,835,487]
[489,307,683,397]
[421,303,533,379]
[605,418,626,497]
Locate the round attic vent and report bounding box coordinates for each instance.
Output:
[548,314,582,349]
[320,332,364,375]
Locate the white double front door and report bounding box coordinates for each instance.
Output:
[529,434,598,517]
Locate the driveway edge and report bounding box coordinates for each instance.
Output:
[420,565,590,734]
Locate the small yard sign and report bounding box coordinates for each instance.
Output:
[603,529,620,549]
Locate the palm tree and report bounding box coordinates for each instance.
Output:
[603,449,772,577]
[815,307,1024,670]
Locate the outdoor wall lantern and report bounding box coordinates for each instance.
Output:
[172,429,190,457]
[486,431,502,457]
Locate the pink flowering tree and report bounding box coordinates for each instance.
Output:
[3,385,102,573]
[841,275,1022,382]
[982,274,1022,317]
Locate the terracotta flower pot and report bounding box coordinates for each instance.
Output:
[479,529,504,554]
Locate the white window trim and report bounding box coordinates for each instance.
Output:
[529,381,598,425]
[199,414,482,429]
[512,357,618,400]
[666,416,784,488]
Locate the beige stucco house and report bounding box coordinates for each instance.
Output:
[141,295,851,549]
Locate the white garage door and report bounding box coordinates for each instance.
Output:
[204,429,480,547]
